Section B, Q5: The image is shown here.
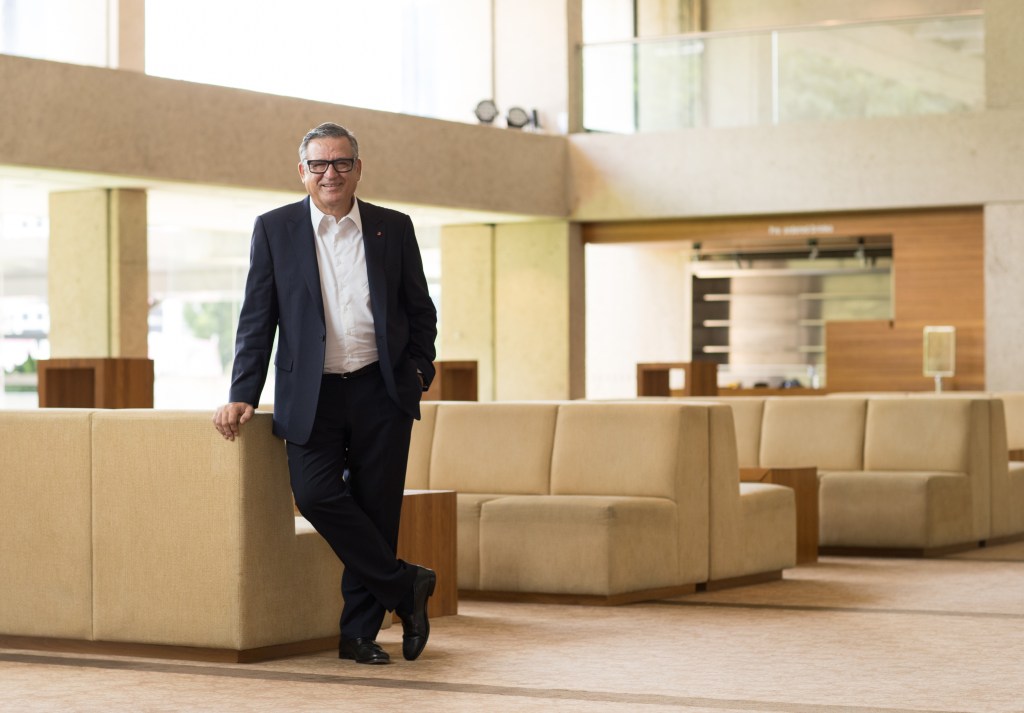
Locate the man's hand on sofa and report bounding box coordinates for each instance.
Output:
[213,402,255,441]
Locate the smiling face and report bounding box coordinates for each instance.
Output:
[298,136,362,218]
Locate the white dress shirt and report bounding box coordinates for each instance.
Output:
[310,199,379,374]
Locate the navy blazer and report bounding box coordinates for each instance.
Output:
[228,196,437,445]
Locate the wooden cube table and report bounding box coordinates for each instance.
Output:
[397,489,458,617]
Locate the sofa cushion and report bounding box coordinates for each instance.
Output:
[760,397,867,471]
[405,401,438,490]
[819,471,972,549]
[863,398,974,472]
[550,402,701,499]
[429,403,558,495]
[477,495,680,596]
[455,493,508,590]
[549,402,712,588]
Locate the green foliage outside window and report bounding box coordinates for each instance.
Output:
[183,302,237,372]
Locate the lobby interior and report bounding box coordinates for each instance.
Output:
[2,1,1024,711]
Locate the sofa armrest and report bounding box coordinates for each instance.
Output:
[91,411,342,651]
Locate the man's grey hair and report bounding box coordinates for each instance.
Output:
[299,122,359,161]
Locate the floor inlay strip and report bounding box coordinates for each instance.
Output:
[660,600,1024,619]
[0,651,975,713]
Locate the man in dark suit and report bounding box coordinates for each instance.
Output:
[213,122,438,665]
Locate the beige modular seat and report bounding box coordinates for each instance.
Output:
[427,402,560,591]
[411,400,796,603]
[477,402,710,599]
[1,409,356,661]
[756,396,992,552]
[90,410,346,656]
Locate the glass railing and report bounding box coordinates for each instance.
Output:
[581,13,984,133]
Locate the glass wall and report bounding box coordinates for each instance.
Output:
[0,0,110,66]
[146,189,441,410]
[0,179,49,408]
[582,13,984,133]
[1,1,494,125]
[144,0,493,126]
[146,190,259,409]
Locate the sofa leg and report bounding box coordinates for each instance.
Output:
[698,570,783,592]
[0,634,339,664]
[458,584,697,606]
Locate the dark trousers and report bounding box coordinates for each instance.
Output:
[286,367,416,639]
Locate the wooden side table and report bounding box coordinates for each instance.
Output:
[636,361,718,397]
[37,357,154,408]
[397,489,458,617]
[423,361,478,401]
[740,467,819,564]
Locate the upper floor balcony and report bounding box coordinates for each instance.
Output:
[581,12,984,134]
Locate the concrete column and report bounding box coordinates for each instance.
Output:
[493,0,583,133]
[109,0,146,71]
[440,224,496,400]
[985,0,1024,110]
[982,0,1024,389]
[494,221,584,400]
[48,189,149,358]
[984,203,1024,390]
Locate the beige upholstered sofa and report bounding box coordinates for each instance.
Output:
[406,401,796,602]
[818,391,1024,543]
[698,394,1017,553]
[2,401,796,659]
[1,409,347,661]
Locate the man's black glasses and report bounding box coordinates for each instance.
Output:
[305,158,356,174]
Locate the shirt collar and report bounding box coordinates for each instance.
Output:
[309,197,362,235]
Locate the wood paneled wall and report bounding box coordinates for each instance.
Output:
[582,207,985,392]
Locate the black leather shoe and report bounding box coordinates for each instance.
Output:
[338,637,390,664]
[397,565,436,661]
